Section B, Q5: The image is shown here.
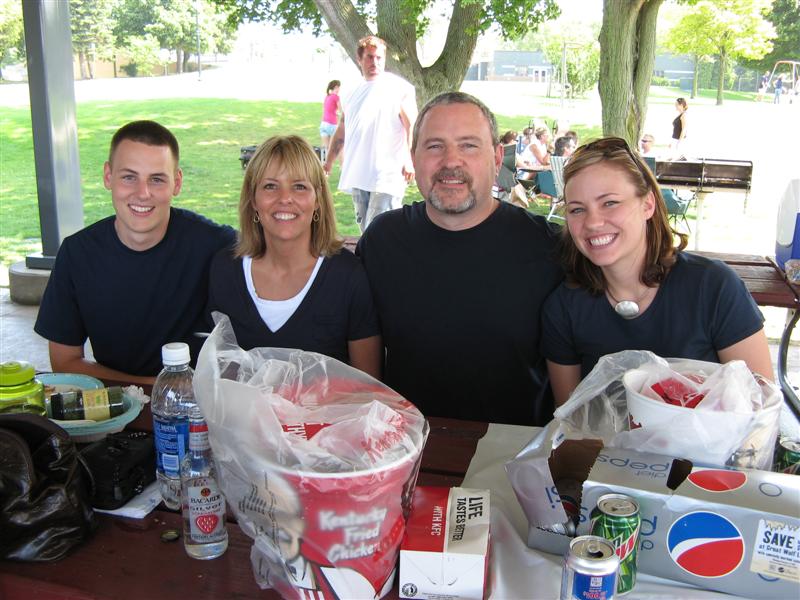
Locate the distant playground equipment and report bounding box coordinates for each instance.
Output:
[764,60,800,102]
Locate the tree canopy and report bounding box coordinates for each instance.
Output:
[666,0,774,105]
[0,0,24,80]
[114,0,236,74]
[740,0,800,73]
[212,0,560,105]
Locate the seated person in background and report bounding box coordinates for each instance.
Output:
[553,136,576,159]
[541,137,772,406]
[517,126,552,181]
[207,135,381,379]
[501,130,518,145]
[640,133,656,157]
[565,130,579,145]
[550,136,577,198]
[516,127,534,155]
[34,120,236,384]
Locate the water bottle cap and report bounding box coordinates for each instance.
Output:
[161,342,190,366]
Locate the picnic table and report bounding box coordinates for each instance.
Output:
[0,399,486,600]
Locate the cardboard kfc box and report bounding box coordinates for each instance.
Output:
[399,486,491,600]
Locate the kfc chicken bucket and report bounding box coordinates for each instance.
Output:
[194,317,429,600]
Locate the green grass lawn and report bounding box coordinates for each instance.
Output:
[0,98,599,266]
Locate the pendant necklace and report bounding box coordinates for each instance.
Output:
[606,286,652,320]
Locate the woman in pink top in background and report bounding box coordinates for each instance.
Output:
[320,80,341,162]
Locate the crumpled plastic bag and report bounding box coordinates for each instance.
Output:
[506,350,782,532]
[194,314,429,599]
[553,350,782,469]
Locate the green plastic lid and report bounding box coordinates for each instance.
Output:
[0,361,37,387]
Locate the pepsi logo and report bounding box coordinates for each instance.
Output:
[687,469,747,492]
[667,512,745,578]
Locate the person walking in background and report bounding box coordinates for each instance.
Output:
[670,98,688,159]
[756,71,769,102]
[319,80,341,163]
[323,35,417,233]
[774,75,783,104]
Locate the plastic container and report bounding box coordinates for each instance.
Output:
[776,178,800,270]
[0,361,45,416]
[151,342,196,511]
[623,367,780,468]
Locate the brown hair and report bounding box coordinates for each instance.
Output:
[109,120,179,167]
[676,97,688,110]
[560,137,688,294]
[357,35,387,59]
[501,130,518,145]
[236,135,342,259]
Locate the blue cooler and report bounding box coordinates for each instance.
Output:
[776,179,800,270]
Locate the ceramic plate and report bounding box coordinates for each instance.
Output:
[38,373,104,397]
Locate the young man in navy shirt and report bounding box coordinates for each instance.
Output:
[35,120,235,383]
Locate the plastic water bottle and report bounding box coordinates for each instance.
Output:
[151,342,196,510]
[180,406,228,559]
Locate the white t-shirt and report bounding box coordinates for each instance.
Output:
[242,255,324,331]
[339,72,416,198]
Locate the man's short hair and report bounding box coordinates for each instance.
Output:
[356,35,387,59]
[412,91,499,153]
[641,133,655,144]
[109,120,179,167]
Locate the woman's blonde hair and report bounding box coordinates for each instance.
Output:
[236,135,342,259]
[560,137,688,294]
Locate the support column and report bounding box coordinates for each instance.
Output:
[22,0,83,270]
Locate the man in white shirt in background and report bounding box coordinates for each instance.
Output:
[323,35,417,232]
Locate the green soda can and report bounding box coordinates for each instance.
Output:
[590,493,640,595]
[775,439,800,475]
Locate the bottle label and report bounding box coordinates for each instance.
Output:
[153,416,189,477]
[189,420,211,451]
[187,480,226,541]
[82,388,111,421]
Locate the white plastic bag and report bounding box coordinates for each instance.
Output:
[194,314,429,600]
[554,350,782,469]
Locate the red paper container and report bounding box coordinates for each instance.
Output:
[256,380,427,600]
[265,450,423,599]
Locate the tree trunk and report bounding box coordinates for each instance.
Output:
[691,54,698,99]
[315,0,481,108]
[78,50,88,80]
[716,52,725,105]
[176,48,184,74]
[599,0,663,146]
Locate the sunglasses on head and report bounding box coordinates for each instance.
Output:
[572,137,652,180]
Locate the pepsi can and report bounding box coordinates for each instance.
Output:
[560,535,619,600]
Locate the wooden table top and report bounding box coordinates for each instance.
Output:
[0,415,488,600]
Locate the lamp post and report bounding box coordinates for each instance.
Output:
[195,0,202,80]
